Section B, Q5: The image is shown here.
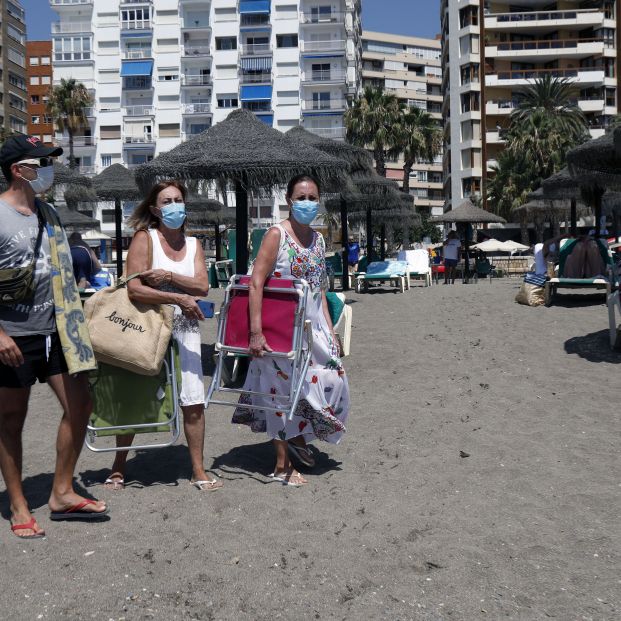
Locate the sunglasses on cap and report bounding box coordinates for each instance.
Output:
[17,157,53,168]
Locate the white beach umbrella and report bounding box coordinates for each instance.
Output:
[471,239,508,253]
[502,240,530,253]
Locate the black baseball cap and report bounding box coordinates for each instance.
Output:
[0,135,63,168]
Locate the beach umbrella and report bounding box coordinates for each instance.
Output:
[134,109,348,273]
[503,240,530,253]
[185,196,235,261]
[53,162,92,187]
[54,203,100,232]
[566,128,621,191]
[92,164,142,276]
[542,168,590,235]
[471,238,508,253]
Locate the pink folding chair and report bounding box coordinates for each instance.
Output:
[205,275,313,420]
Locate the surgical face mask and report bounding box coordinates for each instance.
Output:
[26,165,54,194]
[291,200,319,225]
[160,202,186,229]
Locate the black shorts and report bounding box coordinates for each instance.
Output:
[0,332,68,388]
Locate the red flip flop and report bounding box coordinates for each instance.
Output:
[49,498,109,521]
[11,517,45,539]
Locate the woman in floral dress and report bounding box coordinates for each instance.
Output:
[232,174,349,486]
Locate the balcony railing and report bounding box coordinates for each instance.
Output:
[300,12,345,24]
[491,67,598,81]
[122,49,152,60]
[181,19,211,30]
[488,8,601,23]
[51,22,92,33]
[120,20,152,30]
[239,72,272,84]
[181,74,212,86]
[182,46,211,57]
[83,107,95,117]
[306,126,346,139]
[78,165,96,175]
[240,43,272,56]
[124,105,154,116]
[123,77,153,90]
[55,136,96,146]
[302,98,347,111]
[124,136,155,144]
[302,70,347,83]
[181,103,212,115]
[490,37,606,52]
[121,0,154,4]
[240,14,271,28]
[50,0,93,5]
[301,40,346,53]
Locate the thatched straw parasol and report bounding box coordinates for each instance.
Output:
[186,196,235,261]
[135,110,348,273]
[567,128,621,190]
[54,203,100,232]
[92,164,142,275]
[53,162,92,187]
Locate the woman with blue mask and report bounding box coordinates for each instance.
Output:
[232,174,350,486]
[103,181,223,493]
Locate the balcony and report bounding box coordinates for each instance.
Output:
[120,20,152,31]
[301,70,347,85]
[181,103,212,115]
[50,0,93,5]
[239,72,272,84]
[240,14,271,29]
[123,77,153,90]
[485,129,508,144]
[485,67,606,88]
[484,8,604,31]
[78,165,96,175]
[181,18,211,32]
[300,12,345,25]
[51,21,91,33]
[55,135,96,147]
[122,49,152,60]
[124,136,155,146]
[124,105,154,116]
[182,45,212,58]
[486,38,605,62]
[301,98,347,113]
[120,0,154,4]
[301,40,346,54]
[240,43,272,56]
[181,74,212,86]
[305,126,346,140]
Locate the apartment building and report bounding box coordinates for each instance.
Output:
[1,0,28,135]
[50,0,362,176]
[26,41,54,143]
[361,30,443,217]
[441,0,619,211]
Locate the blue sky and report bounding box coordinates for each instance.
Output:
[24,0,442,40]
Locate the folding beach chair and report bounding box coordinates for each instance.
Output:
[206,275,313,420]
[397,249,432,287]
[325,253,344,291]
[215,259,234,287]
[85,345,181,453]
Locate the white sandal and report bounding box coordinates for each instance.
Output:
[269,471,307,487]
[191,478,223,491]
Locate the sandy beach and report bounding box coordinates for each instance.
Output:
[0,279,619,620]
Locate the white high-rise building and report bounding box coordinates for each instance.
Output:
[441,0,619,212]
[50,0,362,175]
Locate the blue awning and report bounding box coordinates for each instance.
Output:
[120,60,153,77]
[239,0,270,13]
[240,85,272,101]
[256,114,273,126]
[240,57,272,71]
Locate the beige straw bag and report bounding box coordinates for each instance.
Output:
[84,232,174,376]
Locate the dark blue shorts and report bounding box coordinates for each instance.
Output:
[444,259,458,267]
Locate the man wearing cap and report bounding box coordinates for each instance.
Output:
[0,135,107,539]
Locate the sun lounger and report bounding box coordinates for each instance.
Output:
[326,291,352,357]
[355,260,408,293]
[397,249,432,287]
[545,238,614,306]
[325,253,344,291]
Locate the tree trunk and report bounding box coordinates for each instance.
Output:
[402,159,414,193]
[68,130,76,170]
[402,222,410,250]
[374,147,386,177]
[520,218,529,246]
[534,216,544,243]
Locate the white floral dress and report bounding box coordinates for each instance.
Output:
[232,224,349,444]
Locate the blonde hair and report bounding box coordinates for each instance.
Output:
[128,180,187,231]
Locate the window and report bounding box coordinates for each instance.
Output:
[30,76,40,86]
[32,116,40,125]
[156,38,179,52]
[29,57,40,66]
[9,73,26,90]
[278,90,299,105]
[121,7,151,29]
[41,76,51,85]
[277,34,298,48]
[214,7,237,21]
[158,69,179,81]
[41,57,51,65]
[217,95,238,108]
[216,64,238,79]
[7,47,25,68]
[100,125,121,140]
[54,36,92,62]
[7,25,25,45]
[101,155,112,167]
[277,62,298,76]
[100,97,121,110]
[31,95,40,105]
[159,123,180,138]
[44,115,53,124]
[43,134,53,143]
[216,37,237,51]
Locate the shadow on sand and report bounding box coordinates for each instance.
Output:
[550,292,607,308]
[564,329,621,364]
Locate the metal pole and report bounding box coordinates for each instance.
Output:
[340,197,349,291]
[380,223,386,260]
[366,205,372,260]
[114,197,123,277]
[594,192,602,239]
[214,222,221,261]
[235,179,248,274]
[570,198,577,237]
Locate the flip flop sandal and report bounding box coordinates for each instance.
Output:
[11,517,45,539]
[268,471,306,487]
[288,442,316,467]
[191,479,223,491]
[104,474,125,491]
[50,499,109,521]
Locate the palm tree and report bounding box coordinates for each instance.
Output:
[345,86,402,177]
[511,75,588,144]
[47,78,93,169]
[398,107,442,193]
[487,149,536,221]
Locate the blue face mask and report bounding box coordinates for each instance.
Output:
[291,200,319,225]
[160,202,186,229]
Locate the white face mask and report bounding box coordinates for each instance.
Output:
[27,166,55,194]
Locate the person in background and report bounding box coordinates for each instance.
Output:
[0,136,107,539]
[232,174,349,486]
[347,236,360,274]
[103,180,221,492]
[68,232,101,289]
[443,230,461,284]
